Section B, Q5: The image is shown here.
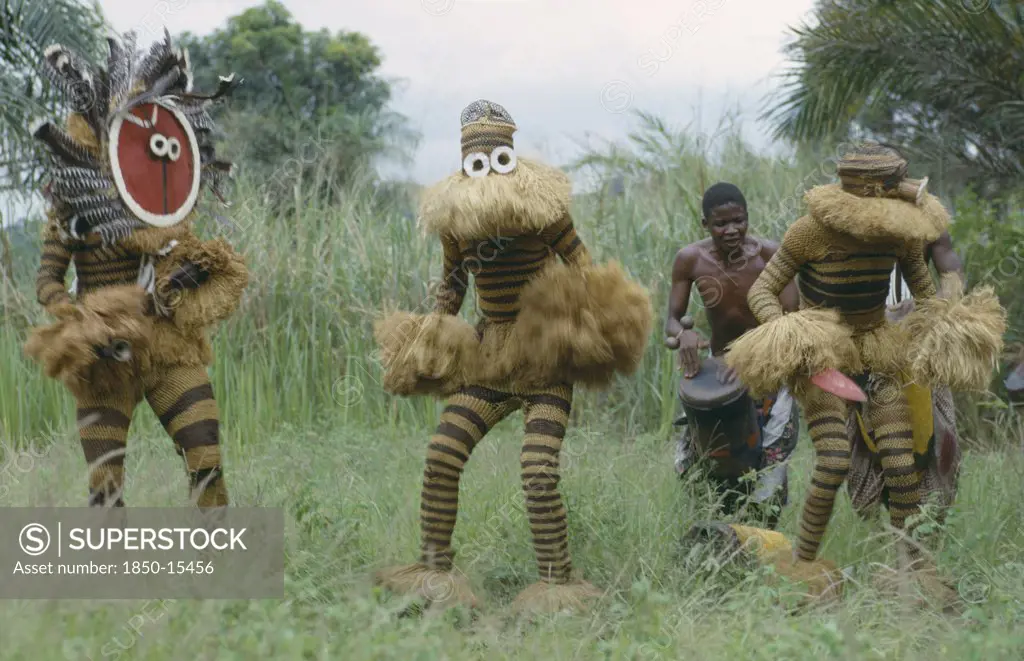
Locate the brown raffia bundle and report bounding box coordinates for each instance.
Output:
[23,285,154,398]
[904,276,1006,392]
[725,308,861,397]
[152,236,249,333]
[507,260,653,389]
[373,311,481,396]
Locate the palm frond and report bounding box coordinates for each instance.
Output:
[762,0,1024,191]
[0,0,104,192]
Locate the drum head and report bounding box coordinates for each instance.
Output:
[678,356,748,409]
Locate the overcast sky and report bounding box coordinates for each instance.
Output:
[3,0,817,221]
[100,0,816,180]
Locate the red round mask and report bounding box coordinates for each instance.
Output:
[108,101,200,227]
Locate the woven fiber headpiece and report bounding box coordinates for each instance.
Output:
[459,100,518,177]
[837,143,928,204]
[33,29,241,245]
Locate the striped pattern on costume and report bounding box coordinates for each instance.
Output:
[36,225,143,308]
[796,253,896,329]
[795,387,851,559]
[435,215,590,321]
[145,366,228,509]
[77,388,138,507]
[420,384,575,582]
[460,122,515,158]
[35,224,75,309]
[72,363,227,509]
[747,216,937,562]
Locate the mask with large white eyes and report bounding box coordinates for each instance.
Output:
[108,101,200,227]
[463,152,490,178]
[490,146,516,174]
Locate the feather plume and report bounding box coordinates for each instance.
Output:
[58,193,119,211]
[76,204,130,228]
[137,29,177,91]
[105,35,132,111]
[32,121,98,167]
[115,65,181,115]
[183,108,215,132]
[41,44,94,95]
[51,166,113,196]
[181,73,243,102]
[41,43,102,131]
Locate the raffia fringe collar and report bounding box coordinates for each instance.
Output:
[417,157,572,240]
[804,184,949,243]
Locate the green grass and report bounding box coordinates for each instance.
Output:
[1,420,1023,659]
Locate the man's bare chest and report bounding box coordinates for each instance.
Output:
[691,256,766,300]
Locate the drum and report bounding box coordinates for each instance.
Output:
[678,355,763,479]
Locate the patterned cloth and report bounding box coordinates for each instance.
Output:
[847,384,961,518]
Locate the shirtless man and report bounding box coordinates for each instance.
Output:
[665,182,800,525]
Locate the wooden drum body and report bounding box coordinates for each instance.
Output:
[678,356,763,479]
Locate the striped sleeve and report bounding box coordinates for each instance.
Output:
[541,214,591,267]
[747,217,811,324]
[898,241,937,300]
[434,234,468,315]
[35,222,73,311]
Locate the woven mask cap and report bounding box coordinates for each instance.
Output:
[837,143,928,204]
[460,99,517,177]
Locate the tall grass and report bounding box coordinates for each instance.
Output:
[1,115,1020,451]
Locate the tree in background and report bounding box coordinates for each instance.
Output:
[763,0,1024,200]
[178,1,418,210]
[0,0,105,193]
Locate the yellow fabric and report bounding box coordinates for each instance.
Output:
[727,524,793,559]
[855,381,934,456]
[855,409,875,453]
[906,382,934,455]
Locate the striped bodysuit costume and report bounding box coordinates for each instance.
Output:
[373,100,652,613]
[747,220,937,562]
[421,215,588,583]
[727,144,1005,601]
[25,31,247,510]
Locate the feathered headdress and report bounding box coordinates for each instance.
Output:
[33,29,242,246]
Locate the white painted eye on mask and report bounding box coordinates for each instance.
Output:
[167,137,182,161]
[490,145,516,174]
[463,152,490,178]
[149,133,169,158]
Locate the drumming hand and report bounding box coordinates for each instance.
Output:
[676,329,708,379]
[717,364,738,385]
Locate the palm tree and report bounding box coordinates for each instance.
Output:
[0,0,104,192]
[762,0,1024,197]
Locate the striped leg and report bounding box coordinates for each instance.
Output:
[520,385,573,583]
[144,366,228,509]
[76,388,140,507]
[864,377,922,548]
[867,378,959,606]
[795,386,852,562]
[420,386,519,570]
[509,384,603,614]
